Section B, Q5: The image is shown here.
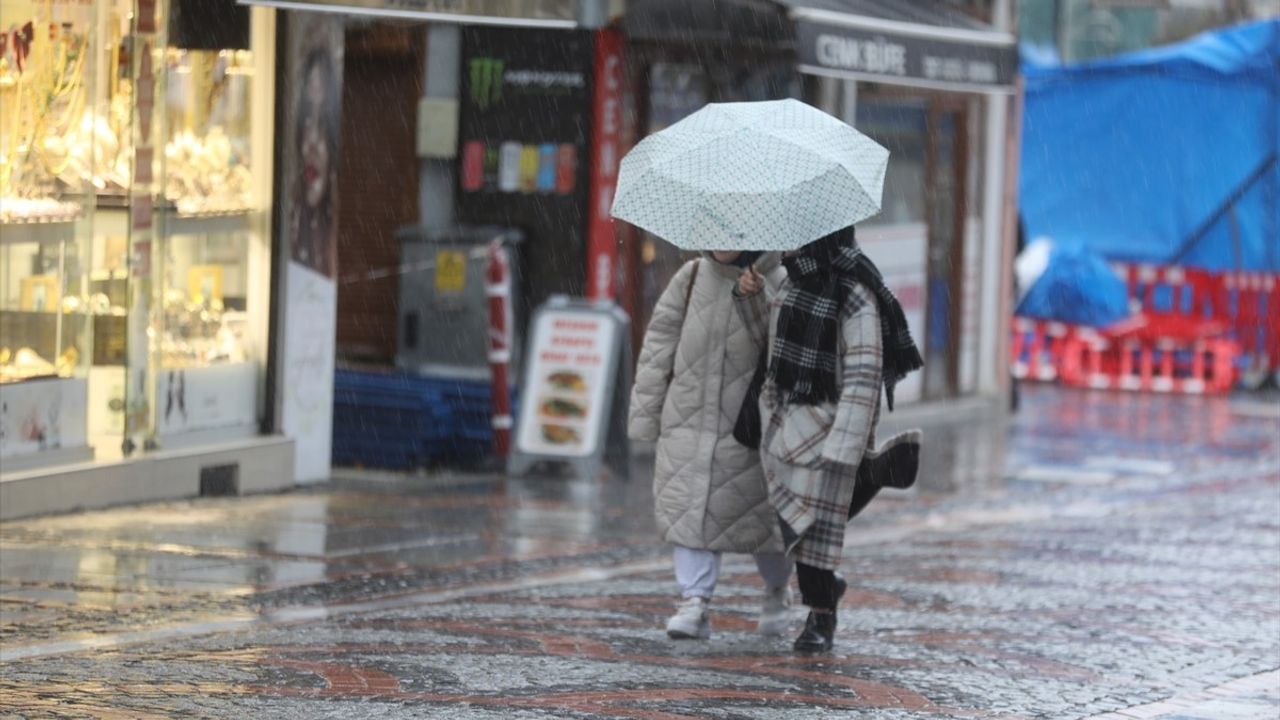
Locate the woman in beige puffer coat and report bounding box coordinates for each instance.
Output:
[629,250,790,641]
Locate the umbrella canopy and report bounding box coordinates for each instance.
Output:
[611,98,889,251]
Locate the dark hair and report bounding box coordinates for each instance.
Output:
[798,225,857,266]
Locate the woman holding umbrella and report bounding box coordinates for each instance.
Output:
[614,99,922,652]
[627,248,792,641]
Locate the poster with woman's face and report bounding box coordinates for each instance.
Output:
[284,15,343,279]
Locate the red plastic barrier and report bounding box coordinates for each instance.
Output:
[1010,318,1076,382]
[1111,262,1280,381]
[1060,330,1238,395]
[1220,272,1279,381]
[1012,263,1277,391]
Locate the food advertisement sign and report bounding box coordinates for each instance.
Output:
[515,308,619,458]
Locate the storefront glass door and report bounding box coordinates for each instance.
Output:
[855,90,968,403]
[922,106,966,400]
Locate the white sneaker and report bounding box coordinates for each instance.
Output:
[757,585,792,636]
[666,597,711,639]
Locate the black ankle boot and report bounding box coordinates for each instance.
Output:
[793,610,836,652]
[794,576,847,652]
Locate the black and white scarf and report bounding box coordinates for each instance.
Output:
[770,227,923,410]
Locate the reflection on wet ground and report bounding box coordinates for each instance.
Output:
[1,384,1277,718]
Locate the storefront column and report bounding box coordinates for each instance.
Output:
[981,0,1016,399]
[840,79,858,125]
[419,23,460,227]
[978,91,1009,395]
[249,7,279,425]
[814,75,841,116]
[575,0,608,29]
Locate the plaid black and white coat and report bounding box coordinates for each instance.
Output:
[739,262,885,570]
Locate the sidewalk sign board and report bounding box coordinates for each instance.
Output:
[508,296,631,480]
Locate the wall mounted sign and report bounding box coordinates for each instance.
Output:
[586,28,623,301]
[235,0,576,27]
[457,26,594,305]
[794,14,1017,93]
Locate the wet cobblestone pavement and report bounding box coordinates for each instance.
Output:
[1,385,1278,718]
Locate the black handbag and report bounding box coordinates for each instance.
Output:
[733,345,769,449]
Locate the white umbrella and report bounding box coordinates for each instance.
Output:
[611,99,889,251]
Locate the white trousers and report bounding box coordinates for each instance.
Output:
[672,545,792,600]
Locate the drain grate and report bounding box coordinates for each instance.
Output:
[199,464,240,497]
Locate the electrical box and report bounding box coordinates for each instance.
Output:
[395,225,524,380]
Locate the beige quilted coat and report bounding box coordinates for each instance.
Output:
[628,254,783,553]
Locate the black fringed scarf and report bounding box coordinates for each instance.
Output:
[769,227,923,410]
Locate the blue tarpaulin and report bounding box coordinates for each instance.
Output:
[1016,240,1131,327]
[1020,19,1280,272]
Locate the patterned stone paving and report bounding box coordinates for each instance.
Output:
[1,385,1278,718]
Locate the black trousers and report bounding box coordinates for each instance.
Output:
[796,562,839,610]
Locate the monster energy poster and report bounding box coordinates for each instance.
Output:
[457,26,594,307]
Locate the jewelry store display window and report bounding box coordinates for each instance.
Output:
[1,0,98,467]
[150,1,273,445]
[1,0,274,469]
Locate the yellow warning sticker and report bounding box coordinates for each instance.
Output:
[436,250,466,293]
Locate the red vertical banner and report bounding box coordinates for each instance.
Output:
[586,29,624,302]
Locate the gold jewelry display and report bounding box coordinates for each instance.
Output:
[0,13,89,203]
[0,0,95,225]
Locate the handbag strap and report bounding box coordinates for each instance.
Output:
[682,258,700,315]
[666,259,699,384]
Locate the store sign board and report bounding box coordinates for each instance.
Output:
[0,378,88,458]
[458,28,589,196]
[241,0,575,21]
[509,298,630,477]
[457,26,593,303]
[585,28,623,302]
[795,19,1017,91]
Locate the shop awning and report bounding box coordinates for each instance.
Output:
[623,0,792,47]
[626,0,1018,93]
[234,0,578,28]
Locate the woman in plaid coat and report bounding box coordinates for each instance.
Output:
[738,226,922,653]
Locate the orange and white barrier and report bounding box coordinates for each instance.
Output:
[1111,262,1279,385]
[1059,331,1238,395]
[1010,318,1076,382]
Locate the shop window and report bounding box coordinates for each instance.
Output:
[1,0,274,468]
[151,11,271,442]
[1,0,99,462]
[856,100,928,227]
[647,63,706,133]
